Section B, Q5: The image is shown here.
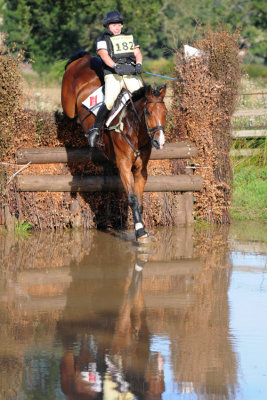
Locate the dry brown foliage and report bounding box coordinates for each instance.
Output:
[0,49,24,194]
[170,27,241,223]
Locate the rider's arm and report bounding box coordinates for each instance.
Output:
[98,46,142,67]
[97,49,116,68]
[134,46,142,64]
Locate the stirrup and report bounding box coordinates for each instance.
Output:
[85,128,100,148]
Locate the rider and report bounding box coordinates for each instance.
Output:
[87,10,143,147]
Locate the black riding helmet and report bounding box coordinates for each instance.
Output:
[102,11,123,27]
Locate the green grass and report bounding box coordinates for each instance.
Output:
[230,166,267,221]
[242,64,267,79]
[15,220,32,238]
[16,219,32,231]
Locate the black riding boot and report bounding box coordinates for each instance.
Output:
[86,104,110,147]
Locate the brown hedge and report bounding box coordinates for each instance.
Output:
[170,27,241,224]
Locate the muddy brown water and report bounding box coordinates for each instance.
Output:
[0,222,266,400]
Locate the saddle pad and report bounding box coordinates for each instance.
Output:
[105,91,130,127]
[82,86,105,115]
[82,86,130,127]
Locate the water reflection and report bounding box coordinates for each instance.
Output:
[57,231,168,400]
[0,225,246,399]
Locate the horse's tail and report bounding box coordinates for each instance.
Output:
[64,49,90,70]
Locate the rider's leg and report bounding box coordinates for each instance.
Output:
[104,74,123,110]
[122,75,143,94]
[86,103,110,147]
[86,74,122,147]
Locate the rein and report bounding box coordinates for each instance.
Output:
[107,108,142,158]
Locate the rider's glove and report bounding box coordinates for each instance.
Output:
[114,63,136,76]
[114,63,124,76]
[136,63,142,74]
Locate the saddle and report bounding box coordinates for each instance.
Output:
[82,87,131,128]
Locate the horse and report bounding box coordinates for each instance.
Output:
[61,51,167,240]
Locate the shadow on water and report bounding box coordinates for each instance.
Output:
[0,224,255,399]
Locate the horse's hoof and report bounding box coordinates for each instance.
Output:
[137,233,149,242]
[135,226,149,241]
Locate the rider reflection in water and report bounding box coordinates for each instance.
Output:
[87,10,144,147]
[59,241,165,400]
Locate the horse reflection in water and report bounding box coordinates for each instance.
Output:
[58,234,164,400]
[61,52,167,240]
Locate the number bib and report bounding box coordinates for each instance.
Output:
[110,34,135,57]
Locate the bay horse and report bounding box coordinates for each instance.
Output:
[61,51,167,240]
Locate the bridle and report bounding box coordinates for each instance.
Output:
[143,99,166,143]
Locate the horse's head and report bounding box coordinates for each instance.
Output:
[144,85,167,150]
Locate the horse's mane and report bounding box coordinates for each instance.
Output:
[132,84,166,103]
[132,86,147,102]
[152,85,166,97]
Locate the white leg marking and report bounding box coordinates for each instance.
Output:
[135,222,143,231]
[135,264,143,271]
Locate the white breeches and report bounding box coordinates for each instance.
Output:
[104,74,143,110]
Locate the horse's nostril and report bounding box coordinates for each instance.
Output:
[152,140,160,149]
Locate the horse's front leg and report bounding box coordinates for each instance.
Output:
[117,159,147,240]
[132,158,149,235]
[128,192,148,240]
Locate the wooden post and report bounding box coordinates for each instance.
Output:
[16,174,202,192]
[184,166,194,225]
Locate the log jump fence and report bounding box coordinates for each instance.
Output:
[15,142,202,193]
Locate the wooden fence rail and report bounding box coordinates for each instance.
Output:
[16,174,202,192]
[231,103,266,156]
[15,142,202,193]
[233,109,266,117]
[230,149,262,157]
[232,129,267,138]
[16,142,198,164]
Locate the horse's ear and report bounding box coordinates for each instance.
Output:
[146,84,152,95]
[159,84,166,98]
